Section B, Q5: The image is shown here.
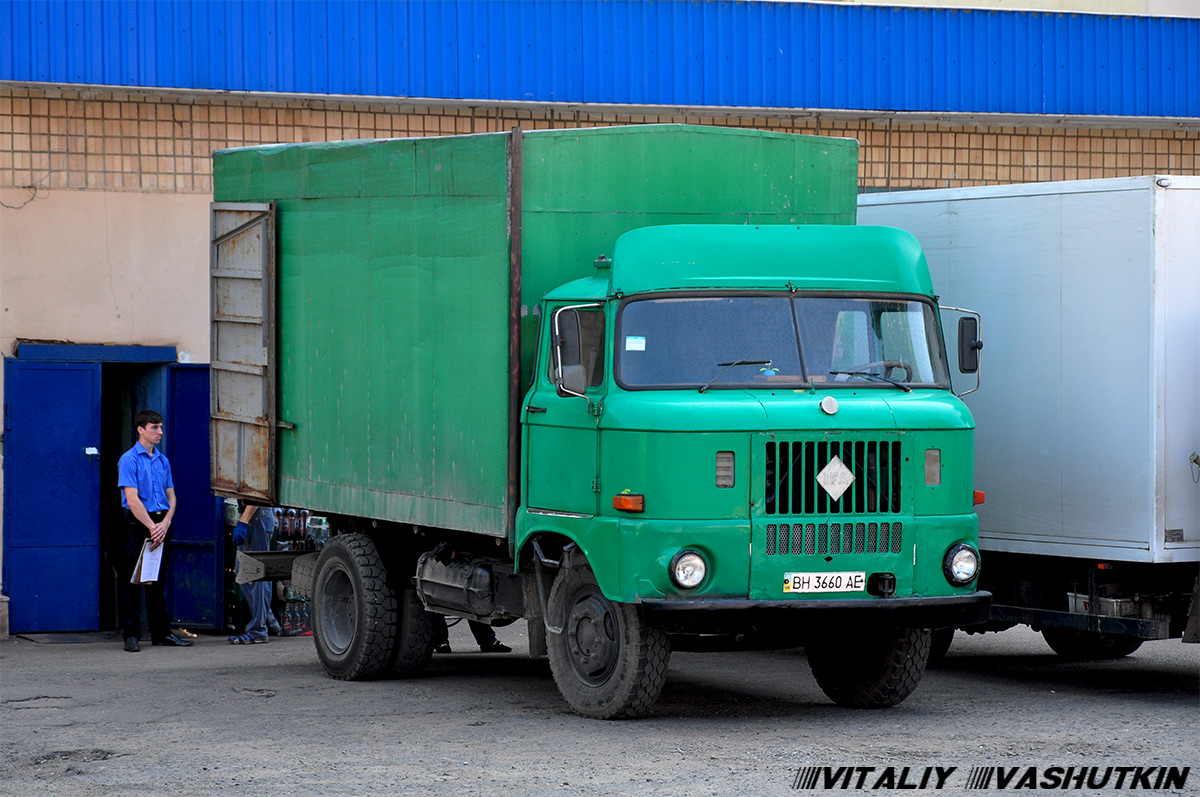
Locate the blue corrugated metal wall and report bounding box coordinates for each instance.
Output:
[2,0,1197,118]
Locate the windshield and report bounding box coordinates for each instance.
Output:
[616,294,950,389]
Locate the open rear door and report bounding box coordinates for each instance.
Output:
[210,202,275,501]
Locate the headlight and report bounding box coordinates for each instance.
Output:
[943,543,980,586]
[670,550,707,589]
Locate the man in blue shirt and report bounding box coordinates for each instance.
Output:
[116,409,192,652]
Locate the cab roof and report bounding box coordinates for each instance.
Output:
[603,224,934,297]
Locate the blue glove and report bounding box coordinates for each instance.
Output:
[232,521,248,546]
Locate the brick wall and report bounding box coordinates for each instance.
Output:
[2,85,1197,197]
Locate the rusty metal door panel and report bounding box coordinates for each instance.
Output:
[210,202,275,501]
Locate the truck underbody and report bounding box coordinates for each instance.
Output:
[946,552,1200,660]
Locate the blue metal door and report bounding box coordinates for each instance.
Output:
[161,364,226,628]
[3,360,103,632]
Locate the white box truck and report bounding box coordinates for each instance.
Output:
[859,176,1199,659]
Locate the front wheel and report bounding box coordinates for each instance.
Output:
[927,628,955,667]
[546,559,671,719]
[807,627,930,708]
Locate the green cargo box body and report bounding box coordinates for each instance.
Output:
[212,125,857,538]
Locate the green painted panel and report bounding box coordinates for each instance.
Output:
[300,141,369,198]
[911,430,976,516]
[215,133,511,203]
[513,511,752,604]
[599,430,751,521]
[616,518,753,601]
[245,135,512,533]
[912,515,980,597]
[276,197,369,488]
[413,133,511,197]
[522,125,855,216]
[214,144,306,200]
[274,191,511,525]
[609,225,935,296]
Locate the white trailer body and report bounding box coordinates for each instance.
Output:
[860,176,1199,565]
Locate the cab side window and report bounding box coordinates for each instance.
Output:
[549,309,606,388]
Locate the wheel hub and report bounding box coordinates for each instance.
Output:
[320,565,356,655]
[566,590,619,685]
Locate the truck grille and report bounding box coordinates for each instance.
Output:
[764,521,903,556]
[764,439,902,515]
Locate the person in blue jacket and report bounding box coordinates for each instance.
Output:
[117,409,193,652]
[229,504,281,644]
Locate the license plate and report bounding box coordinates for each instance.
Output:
[783,571,866,594]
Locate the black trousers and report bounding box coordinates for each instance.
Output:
[118,510,170,642]
[433,618,496,646]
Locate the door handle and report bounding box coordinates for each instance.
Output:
[526,405,547,414]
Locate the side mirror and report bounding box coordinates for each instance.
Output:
[560,364,587,397]
[958,316,983,374]
[550,305,598,412]
[553,309,583,396]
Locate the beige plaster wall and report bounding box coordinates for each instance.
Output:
[0,188,211,363]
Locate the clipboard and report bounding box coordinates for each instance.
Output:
[130,540,163,584]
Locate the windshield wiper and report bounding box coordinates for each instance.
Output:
[829,370,913,393]
[699,360,773,393]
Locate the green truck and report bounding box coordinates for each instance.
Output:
[210,125,989,718]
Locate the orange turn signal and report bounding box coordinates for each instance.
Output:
[613,494,645,513]
[973,490,986,505]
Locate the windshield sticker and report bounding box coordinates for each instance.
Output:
[625,336,647,352]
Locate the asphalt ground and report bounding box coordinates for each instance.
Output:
[1,621,1196,796]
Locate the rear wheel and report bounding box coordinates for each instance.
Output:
[391,586,438,676]
[807,627,930,708]
[546,559,671,719]
[1040,628,1143,660]
[312,533,398,680]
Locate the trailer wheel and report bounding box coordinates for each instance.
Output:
[547,559,671,719]
[312,533,398,680]
[1040,628,1143,660]
[807,627,930,708]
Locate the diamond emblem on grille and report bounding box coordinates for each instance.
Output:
[816,455,855,501]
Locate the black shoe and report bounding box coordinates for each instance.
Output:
[124,637,140,653]
[479,641,512,653]
[152,633,193,647]
[434,643,452,654]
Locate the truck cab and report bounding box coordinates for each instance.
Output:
[515,224,989,716]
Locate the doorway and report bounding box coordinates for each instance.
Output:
[3,344,224,633]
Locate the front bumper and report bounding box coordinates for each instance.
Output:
[641,591,991,634]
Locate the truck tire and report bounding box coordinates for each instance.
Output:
[1040,628,1143,660]
[391,587,437,676]
[927,628,955,667]
[312,533,398,680]
[807,627,930,708]
[546,559,671,719]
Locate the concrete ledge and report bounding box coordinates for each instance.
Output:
[0,595,9,640]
